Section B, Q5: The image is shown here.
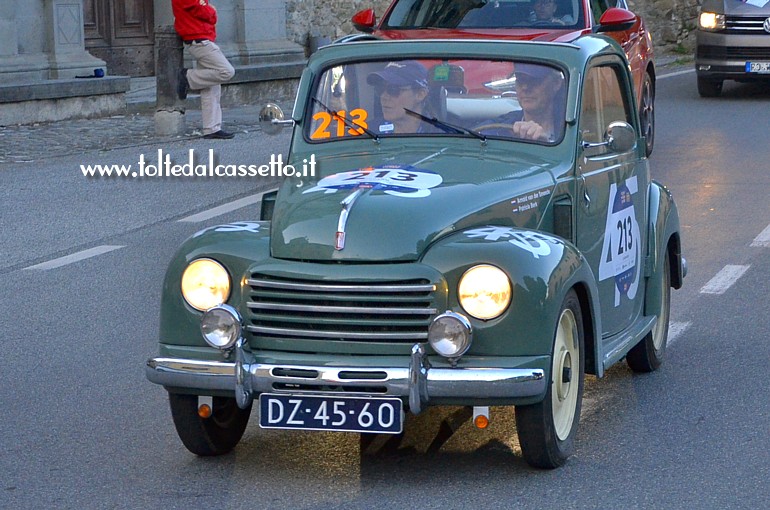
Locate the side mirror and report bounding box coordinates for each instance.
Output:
[352,9,376,33]
[606,121,636,152]
[582,121,636,153]
[259,103,294,135]
[594,8,637,33]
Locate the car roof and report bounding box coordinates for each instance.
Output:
[309,36,624,71]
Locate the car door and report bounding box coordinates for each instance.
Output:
[575,58,648,337]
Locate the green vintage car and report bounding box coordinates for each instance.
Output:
[146,36,685,469]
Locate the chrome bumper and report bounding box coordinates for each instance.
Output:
[146,343,545,414]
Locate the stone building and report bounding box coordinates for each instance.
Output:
[0,0,698,125]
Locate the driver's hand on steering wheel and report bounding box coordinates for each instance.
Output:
[512,120,549,141]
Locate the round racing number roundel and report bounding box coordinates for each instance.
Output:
[302,166,442,198]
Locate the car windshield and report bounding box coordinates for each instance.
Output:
[307,57,568,144]
[382,0,582,30]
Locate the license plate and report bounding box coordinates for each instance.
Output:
[746,62,770,73]
[259,393,404,434]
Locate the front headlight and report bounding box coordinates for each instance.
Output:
[458,264,511,320]
[699,12,725,31]
[180,258,231,311]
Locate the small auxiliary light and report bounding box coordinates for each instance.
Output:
[198,396,213,419]
[473,406,490,429]
[198,404,213,419]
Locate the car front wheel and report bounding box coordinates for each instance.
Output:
[516,289,585,469]
[168,393,252,456]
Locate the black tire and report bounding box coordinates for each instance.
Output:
[697,76,723,98]
[516,290,585,469]
[627,252,671,372]
[168,393,252,456]
[639,72,655,157]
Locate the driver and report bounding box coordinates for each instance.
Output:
[477,63,566,142]
[529,0,573,25]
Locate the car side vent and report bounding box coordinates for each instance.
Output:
[553,196,573,241]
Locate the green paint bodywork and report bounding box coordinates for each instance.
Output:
[155,36,683,404]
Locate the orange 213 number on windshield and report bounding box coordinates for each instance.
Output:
[311,109,368,139]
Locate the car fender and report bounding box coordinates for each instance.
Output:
[159,221,272,350]
[646,182,684,302]
[421,226,602,370]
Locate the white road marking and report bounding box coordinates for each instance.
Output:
[178,191,271,223]
[667,321,690,346]
[700,264,750,294]
[750,223,770,247]
[658,68,695,80]
[24,245,125,271]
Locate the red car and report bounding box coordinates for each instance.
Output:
[351,0,656,155]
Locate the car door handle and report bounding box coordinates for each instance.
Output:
[579,174,591,208]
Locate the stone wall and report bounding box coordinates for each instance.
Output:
[286,0,393,47]
[285,0,701,56]
[628,0,700,54]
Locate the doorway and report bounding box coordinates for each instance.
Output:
[84,0,155,77]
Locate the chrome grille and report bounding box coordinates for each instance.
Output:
[246,274,437,343]
[725,16,770,34]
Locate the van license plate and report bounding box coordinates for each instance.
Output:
[259,393,403,434]
[746,62,770,73]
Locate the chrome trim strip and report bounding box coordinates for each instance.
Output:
[247,301,437,315]
[245,325,428,340]
[146,358,236,391]
[247,279,436,293]
[335,188,365,251]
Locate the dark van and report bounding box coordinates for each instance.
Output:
[696,0,770,96]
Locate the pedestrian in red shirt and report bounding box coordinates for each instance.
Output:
[173,0,236,139]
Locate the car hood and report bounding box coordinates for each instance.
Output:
[375,27,585,43]
[270,146,560,262]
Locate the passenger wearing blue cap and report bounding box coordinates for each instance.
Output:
[367,61,436,134]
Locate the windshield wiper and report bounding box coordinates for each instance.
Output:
[404,108,487,143]
[312,97,380,143]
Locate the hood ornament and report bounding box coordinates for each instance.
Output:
[335,187,368,250]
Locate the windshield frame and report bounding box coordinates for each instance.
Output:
[302,55,570,147]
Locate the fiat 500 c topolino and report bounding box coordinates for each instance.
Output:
[146,36,685,469]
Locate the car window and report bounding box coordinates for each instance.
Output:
[382,0,582,29]
[306,58,568,144]
[579,64,633,150]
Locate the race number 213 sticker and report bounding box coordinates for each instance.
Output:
[598,176,641,306]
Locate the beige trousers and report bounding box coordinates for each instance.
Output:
[186,40,235,135]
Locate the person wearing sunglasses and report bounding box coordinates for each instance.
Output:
[367,61,439,134]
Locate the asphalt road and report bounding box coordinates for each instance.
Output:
[1,69,769,509]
